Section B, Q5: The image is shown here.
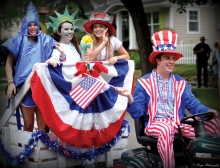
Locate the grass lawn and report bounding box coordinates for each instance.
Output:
[0,66,5,79]
[192,88,219,111]
[135,64,196,81]
[0,66,6,91]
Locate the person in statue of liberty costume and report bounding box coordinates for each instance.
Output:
[45,5,82,67]
[1,1,56,132]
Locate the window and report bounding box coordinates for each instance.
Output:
[146,12,159,34]
[121,11,129,41]
[187,8,200,33]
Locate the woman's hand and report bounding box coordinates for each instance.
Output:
[6,83,16,99]
[108,56,118,65]
[102,28,108,44]
[46,57,60,67]
[54,43,65,55]
[82,54,89,61]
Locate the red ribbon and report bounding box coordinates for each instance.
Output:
[74,62,108,78]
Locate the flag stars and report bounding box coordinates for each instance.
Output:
[164,45,168,50]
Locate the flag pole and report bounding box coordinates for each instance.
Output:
[83,73,116,89]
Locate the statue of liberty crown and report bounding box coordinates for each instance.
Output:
[46,5,81,33]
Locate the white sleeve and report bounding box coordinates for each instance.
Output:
[51,49,60,61]
[110,36,122,51]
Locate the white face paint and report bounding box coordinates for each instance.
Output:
[60,22,74,42]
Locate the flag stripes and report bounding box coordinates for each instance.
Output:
[69,76,106,109]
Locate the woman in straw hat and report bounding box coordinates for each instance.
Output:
[83,12,129,64]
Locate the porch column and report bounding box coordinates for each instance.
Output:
[116,13,123,42]
[169,6,174,29]
[129,14,137,50]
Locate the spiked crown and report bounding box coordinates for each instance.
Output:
[46,5,81,33]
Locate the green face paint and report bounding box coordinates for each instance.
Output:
[60,22,74,41]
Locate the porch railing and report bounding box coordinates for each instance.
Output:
[175,43,213,65]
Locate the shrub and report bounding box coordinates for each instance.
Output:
[129,50,140,69]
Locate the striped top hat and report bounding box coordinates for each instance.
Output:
[84,12,115,35]
[149,30,183,64]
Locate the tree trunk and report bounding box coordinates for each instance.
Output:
[121,0,155,75]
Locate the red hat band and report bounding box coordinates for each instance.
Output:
[92,13,111,23]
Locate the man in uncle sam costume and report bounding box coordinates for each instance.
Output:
[115,30,220,168]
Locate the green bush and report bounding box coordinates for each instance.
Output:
[0,38,8,65]
[75,31,87,42]
[129,50,140,69]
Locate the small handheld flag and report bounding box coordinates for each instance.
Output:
[69,75,106,109]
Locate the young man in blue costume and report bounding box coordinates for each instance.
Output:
[1,2,56,132]
[115,30,220,168]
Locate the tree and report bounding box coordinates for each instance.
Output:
[120,0,155,75]
[1,0,219,74]
[121,0,219,75]
[169,0,219,13]
[0,0,86,30]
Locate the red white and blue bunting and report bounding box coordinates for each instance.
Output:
[0,120,130,167]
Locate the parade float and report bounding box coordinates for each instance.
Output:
[0,59,134,168]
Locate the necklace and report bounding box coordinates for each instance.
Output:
[156,73,170,103]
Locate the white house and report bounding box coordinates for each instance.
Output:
[81,0,220,51]
[1,0,220,52]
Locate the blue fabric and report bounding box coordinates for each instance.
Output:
[21,91,36,107]
[0,1,56,86]
[16,108,22,130]
[19,1,39,34]
[1,33,56,86]
[48,61,130,113]
[127,72,211,127]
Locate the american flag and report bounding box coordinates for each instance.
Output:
[69,75,106,109]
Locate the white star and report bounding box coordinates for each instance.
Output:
[164,45,168,50]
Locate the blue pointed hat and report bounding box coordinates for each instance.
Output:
[19,1,39,34]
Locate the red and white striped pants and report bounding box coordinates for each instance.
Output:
[145,118,220,168]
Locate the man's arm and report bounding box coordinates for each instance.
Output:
[193,44,203,54]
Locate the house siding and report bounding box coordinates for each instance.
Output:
[173,5,220,51]
[160,7,170,30]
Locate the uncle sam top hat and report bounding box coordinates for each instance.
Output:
[149,30,183,64]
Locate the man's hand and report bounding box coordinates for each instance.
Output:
[208,109,219,118]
